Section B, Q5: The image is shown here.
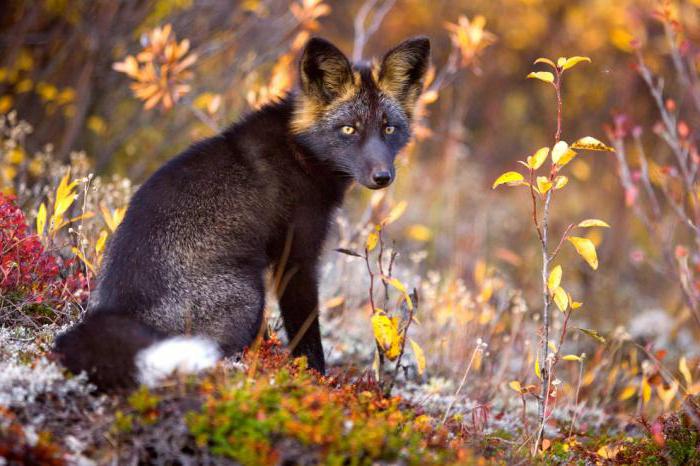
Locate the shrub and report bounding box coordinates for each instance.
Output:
[0,192,87,324]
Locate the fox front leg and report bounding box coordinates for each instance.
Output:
[277,262,325,374]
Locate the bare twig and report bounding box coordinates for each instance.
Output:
[442,340,486,424]
[352,0,396,62]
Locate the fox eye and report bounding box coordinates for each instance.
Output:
[384,125,396,135]
[340,125,356,135]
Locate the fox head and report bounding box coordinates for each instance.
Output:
[292,36,430,189]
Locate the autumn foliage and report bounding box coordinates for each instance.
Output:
[0,192,87,314]
[7,0,700,464]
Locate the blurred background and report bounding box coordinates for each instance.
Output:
[4,0,700,415]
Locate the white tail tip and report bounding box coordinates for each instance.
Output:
[135,336,221,387]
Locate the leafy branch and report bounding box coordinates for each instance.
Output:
[493,55,613,453]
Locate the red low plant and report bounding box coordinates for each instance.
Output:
[0,192,88,316]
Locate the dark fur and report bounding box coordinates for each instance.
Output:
[54,37,430,390]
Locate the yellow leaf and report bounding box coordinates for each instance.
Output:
[548,265,562,292]
[533,57,556,68]
[479,280,494,303]
[527,71,554,83]
[101,205,126,232]
[420,89,439,104]
[406,224,432,242]
[383,276,414,310]
[324,295,345,309]
[597,444,623,460]
[570,136,615,152]
[561,56,591,71]
[556,148,577,167]
[536,176,552,194]
[556,57,567,68]
[0,95,13,114]
[680,356,693,386]
[577,327,606,344]
[36,203,46,237]
[509,380,523,393]
[385,276,406,294]
[387,333,402,360]
[474,259,487,287]
[492,171,524,189]
[372,349,380,379]
[548,340,558,353]
[366,230,379,252]
[72,247,95,274]
[535,356,542,379]
[578,219,610,228]
[371,314,399,354]
[553,176,568,190]
[527,147,549,170]
[96,230,108,256]
[618,385,637,401]
[87,115,106,135]
[571,300,583,309]
[6,147,25,164]
[568,236,598,270]
[553,286,568,312]
[53,193,76,219]
[562,354,582,362]
[641,377,652,404]
[383,200,407,225]
[551,141,570,164]
[409,338,426,375]
[657,381,679,410]
[53,172,78,218]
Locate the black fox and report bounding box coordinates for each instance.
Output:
[54,36,430,390]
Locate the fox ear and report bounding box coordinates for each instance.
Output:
[378,36,431,114]
[299,38,354,103]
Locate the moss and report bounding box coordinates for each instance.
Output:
[185,342,473,466]
[664,414,700,466]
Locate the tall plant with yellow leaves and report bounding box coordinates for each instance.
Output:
[493,55,614,452]
[336,202,426,394]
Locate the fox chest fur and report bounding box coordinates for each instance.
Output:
[54,36,430,390]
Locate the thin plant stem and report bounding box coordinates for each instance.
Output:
[535,66,563,453]
[568,359,585,438]
[442,343,482,424]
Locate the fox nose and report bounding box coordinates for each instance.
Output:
[372,171,392,187]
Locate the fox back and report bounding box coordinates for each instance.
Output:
[54,36,430,390]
